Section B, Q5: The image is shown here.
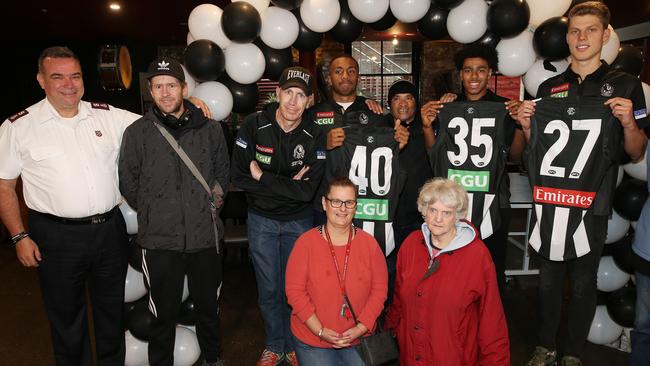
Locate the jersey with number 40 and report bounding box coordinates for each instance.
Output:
[326,124,402,256]
[526,96,621,260]
[430,101,509,239]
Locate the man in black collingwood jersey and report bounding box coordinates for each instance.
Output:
[231,66,326,366]
[420,44,524,297]
[516,3,648,365]
[309,54,409,226]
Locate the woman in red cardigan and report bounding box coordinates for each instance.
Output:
[386,178,509,365]
[285,176,388,365]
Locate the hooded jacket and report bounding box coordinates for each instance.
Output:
[385,220,509,366]
[231,102,326,221]
[119,102,230,252]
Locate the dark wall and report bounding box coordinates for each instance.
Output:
[3,41,158,120]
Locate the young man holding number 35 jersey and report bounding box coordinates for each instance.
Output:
[516,3,648,365]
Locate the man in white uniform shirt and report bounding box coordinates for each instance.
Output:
[0,46,145,365]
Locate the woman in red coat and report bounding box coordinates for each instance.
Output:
[386,178,509,365]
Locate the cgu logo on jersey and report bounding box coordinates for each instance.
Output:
[255,152,272,165]
[448,169,490,192]
[315,111,335,125]
[533,186,596,209]
[355,198,389,221]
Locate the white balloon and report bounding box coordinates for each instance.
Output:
[527,0,571,27]
[182,275,190,302]
[390,0,430,23]
[523,58,569,97]
[616,165,624,187]
[597,256,630,292]
[186,32,195,46]
[623,150,648,181]
[119,200,138,235]
[587,305,624,345]
[349,0,390,23]
[173,326,201,366]
[125,265,147,302]
[261,7,299,49]
[125,331,149,366]
[447,0,489,44]
[192,82,234,121]
[224,43,266,84]
[188,4,232,50]
[300,0,341,33]
[602,25,620,64]
[181,65,197,98]
[497,30,537,77]
[233,0,270,13]
[606,210,631,244]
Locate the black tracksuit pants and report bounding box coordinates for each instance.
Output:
[142,247,223,366]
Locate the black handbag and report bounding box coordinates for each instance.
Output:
[345,295,399,366]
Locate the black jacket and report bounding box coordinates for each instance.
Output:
[231,103,326,221]
[119,103,230,252]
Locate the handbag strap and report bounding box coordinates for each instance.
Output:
[154,123,224,198]
[344,293,384,332]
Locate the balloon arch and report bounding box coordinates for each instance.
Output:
[180,0,642,118]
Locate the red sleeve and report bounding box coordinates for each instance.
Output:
[285,233,317,323]
[477,247,510,366]
[357,237,388,330]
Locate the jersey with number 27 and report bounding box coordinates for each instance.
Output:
[526,96,621,260]
[326,124,401,256]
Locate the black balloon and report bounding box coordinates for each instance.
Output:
[292,10,323,51]
[220,74,260,114]
[221,2,261,44]
[128,236,142,272]
[184,40,225,82]
[435,0,464,9]
[260,45,294,80]
[533,17,570,61]
[178,297,197,326]
[417,6,448,40]
[369,9,397,31]
[125,297,153,341]
[487,0,530,38]
[472,31,501,49]
[606,285,636,328]
[271,0,303,10]
[613,179,648,221]
[611,234,634,274]
[611,44,645,77]
[329,0,363,44]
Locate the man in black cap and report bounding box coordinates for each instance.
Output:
[231,66,325,366]
[383,79,434,303]
[119,57,230,366]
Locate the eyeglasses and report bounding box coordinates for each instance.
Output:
[326,197,357,209]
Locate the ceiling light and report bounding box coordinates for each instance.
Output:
[392,38,398,45]
[109,3,121,11]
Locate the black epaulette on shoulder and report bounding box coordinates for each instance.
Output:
[91,102,110,110]
[8,110,29,123]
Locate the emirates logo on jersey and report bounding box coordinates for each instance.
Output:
[95,130,103,137]
[366,136,375,143]
[467,107,475,114]
[566,107,576,116]
[533,186,596,209]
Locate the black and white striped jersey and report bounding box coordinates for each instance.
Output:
[429,101,509,239]
[325,124,402,256]
[525,96,622,260]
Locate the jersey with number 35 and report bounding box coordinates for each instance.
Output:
[326,124,402,256]
[430,101,509,239]
[525,96,621,260]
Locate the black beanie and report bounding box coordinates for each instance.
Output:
[387,79,417,104]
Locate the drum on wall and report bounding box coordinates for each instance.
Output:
[98,45,133,91]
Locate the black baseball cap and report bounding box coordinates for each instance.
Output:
[147,58,185,82]
[278,66,313,95]
[387,79,417,104]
